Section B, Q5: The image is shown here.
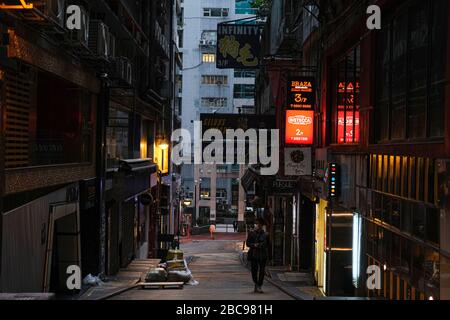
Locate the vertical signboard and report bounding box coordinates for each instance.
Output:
[337,81,360,143]
[285,110,314,145]
[287,77,315,109]
[216,24,261,69]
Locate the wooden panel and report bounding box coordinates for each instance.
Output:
[4,69,36,168]
[1,186,77,292]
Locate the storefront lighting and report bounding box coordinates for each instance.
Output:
[383,264,387,271]
[429,296,434,301]
[333,213,354,217]
[158,142,169,150]
[352,212,362,288]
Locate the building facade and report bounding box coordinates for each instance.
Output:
[0,0,179,294]
[181,0,257,228]
[253,0,450,299]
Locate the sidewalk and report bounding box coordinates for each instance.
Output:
[239,251,324,300]
[78,259,160,300]
[265,268,325,300]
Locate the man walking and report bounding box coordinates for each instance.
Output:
[246,218,269,293]
[233,220,238,232]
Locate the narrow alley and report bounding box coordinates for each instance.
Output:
[108,237,293,300]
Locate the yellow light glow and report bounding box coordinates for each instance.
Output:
[140,141,147,159]
[0,0,34,9]
[158,143,169,150]
[332,213,354,217]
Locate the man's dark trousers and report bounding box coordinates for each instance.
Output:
[251,259,267,287]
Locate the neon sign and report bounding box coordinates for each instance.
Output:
[338,111,360,144]
[285,110,314,145]
[0,0,34,9]
[337,81,360,143]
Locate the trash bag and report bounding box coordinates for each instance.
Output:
[82,274,104,286]
[145,268,168,282]
[187,279,199,286]
[167,269,192,283]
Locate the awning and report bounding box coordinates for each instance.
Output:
[241,166,261,191]
[119,158,157,173]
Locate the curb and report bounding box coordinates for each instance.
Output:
[239,252,314,301]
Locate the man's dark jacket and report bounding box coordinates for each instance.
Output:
[246,229,269,261]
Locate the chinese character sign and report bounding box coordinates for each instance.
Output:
[216,24,261,69]
[285,110,314,145]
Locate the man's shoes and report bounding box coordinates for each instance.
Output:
[257,286,264,293]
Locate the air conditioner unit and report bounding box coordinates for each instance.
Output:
[67,5,89,48]
[108,32,116,60]
[88,20,109,60]
[125,61,133,85]
[113,57,133,86]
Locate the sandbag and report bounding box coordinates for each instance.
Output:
[166,259,185,270]
[167,249,184,261]
[145,268,167,282]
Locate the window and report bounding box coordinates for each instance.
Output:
[375,0,448,141]
[201,98,227,108]
[201,30,217,43]
[202,53,215,63]
[201,75,228,85]
[200,188,211,200]
[412,204,426,240]
[426,207,439,244]
[233,84,255,99]
[234,69,256,78]
[34,70,94,166]
[332,45,361,144]
[203,8,229,17]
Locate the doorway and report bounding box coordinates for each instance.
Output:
[299,195,315,271]
[44,203,81,294]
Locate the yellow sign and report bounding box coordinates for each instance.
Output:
[218,35,258,68]
[0,1,33,9]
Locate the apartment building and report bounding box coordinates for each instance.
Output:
[181,0,257,228]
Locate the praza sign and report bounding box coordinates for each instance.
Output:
[0,1,83,31]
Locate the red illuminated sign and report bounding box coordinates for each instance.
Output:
[285,110,314,145]
[338,111,360,143]
[336,81,360,143]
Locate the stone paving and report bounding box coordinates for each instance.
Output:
[108,240,293,300]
